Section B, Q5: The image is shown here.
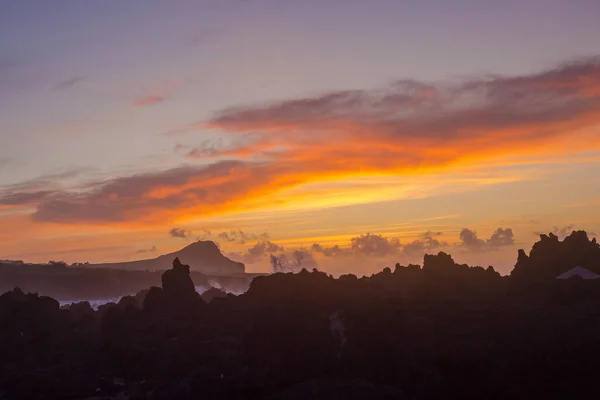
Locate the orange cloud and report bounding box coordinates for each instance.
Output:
[2,58,600,226]
[196,58,600,201]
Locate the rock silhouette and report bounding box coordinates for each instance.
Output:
[91,240,245,274]
[201,287,228,303]
[512,230,600,281]
[162,257,197,298]
[2,232,600,399]
[143,257,204,313]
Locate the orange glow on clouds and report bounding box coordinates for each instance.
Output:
[1,59,600,268]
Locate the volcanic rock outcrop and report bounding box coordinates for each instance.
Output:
[143,257,204,311]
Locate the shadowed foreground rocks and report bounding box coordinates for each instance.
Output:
[2,231,600,399]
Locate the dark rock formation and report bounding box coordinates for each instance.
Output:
[67,301,94,321]
[268,379,406,399]
[141,258,205,314]
[512,230,600,281]
[200,287,228,303]
[142,285,164,312]
[3,233,600,399]
[114,288,149,311]
[162,258,196,295]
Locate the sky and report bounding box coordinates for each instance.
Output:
[1,0,600,275]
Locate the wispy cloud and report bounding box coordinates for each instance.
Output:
[134,95,165,107]
[133,76,192,108]
[217,229,269,244]
[164,122,203,136]
[53,76,87,90]
[0,190,55,206]
[0,167,92,191]
[0,167,95,208]
[228,240,285,264]
[169,227,191,238]
[184,27,225,47]
[233,243,318,273]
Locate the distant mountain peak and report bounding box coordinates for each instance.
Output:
[179,240,220,252]
[91,240,244,275]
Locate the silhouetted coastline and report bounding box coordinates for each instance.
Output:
[0,241,260,301]
[2,231,600,399]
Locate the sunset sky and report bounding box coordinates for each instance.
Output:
[1,0,600,275]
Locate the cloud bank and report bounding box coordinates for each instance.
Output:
[1,58,599,225]
[458,228,515,252]
[231,228,515,273]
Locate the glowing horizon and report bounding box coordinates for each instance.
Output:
[1,1,600,274]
